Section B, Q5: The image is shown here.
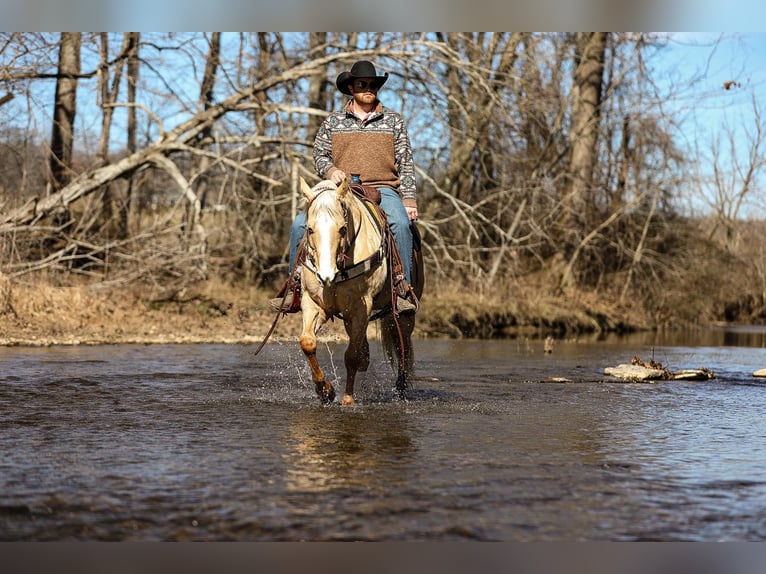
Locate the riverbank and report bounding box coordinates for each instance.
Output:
[0,278,647,347]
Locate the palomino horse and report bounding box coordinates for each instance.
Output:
[297,177,423,406]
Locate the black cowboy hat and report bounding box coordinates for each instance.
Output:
[335,60,389,95]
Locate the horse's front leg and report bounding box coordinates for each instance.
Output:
[341,315,371,406]
[299,304,335,404]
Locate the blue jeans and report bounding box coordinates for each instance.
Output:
[289,186,413,284]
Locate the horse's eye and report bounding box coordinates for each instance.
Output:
[339,226,347,238]
[306,227,314,235]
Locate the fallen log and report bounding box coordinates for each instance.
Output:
[605,356,715,382]
[671,368,715,381]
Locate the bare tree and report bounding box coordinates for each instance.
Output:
[705,91,766,249]
[120,32,140,237]
[96,33,130,239]
[306,32,329,138]
[2,32,758,327]
[49,32,81,193]
[558,32,608,288]
[437,32,522,204]
[185,31,221,255]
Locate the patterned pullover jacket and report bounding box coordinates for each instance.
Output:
[313,100,418,208]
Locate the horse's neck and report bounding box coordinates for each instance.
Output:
[349,197,383,260]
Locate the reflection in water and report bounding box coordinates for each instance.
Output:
[283,408,415,494]
[599,325,766,348]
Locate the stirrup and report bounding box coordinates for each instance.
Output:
[270,279,301,313]
[395,297,417,314]
[270,265,302,313]
[270,290,301,313]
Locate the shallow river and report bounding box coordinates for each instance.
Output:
[1,327,765,541]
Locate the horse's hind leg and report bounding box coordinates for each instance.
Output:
[395,370,408,400]
[394,336,411,401]
[381,314,415,400]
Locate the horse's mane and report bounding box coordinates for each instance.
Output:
[311,188,343,216]
[308,183,355,222]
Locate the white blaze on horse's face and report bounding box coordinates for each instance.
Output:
[314,208,338,284]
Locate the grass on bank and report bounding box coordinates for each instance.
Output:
[0,272,651,346]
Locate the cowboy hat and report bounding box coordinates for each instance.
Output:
[335,60,389,95]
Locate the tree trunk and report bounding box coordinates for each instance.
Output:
[566,32,608,230]
[192,31,220,214]
[121,32,139,237]
[97,33,130,165]
[306,32,328,140]
[49,32,81,193]
[560,32,608,288]
[97,33,130,239]
[613,113,631,213]
[182,32,220,262]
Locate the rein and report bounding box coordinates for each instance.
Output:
[252,243,303,356]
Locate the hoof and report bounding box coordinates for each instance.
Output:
[341,394,355,406]
[395,372,408,401]
[316,382,336,404]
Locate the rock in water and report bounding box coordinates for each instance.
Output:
[604,364,665,382]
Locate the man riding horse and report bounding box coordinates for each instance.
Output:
[271,60,419,315]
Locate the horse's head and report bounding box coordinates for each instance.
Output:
[301,177,352,286]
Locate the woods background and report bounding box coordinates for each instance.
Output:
[1,32,765,340]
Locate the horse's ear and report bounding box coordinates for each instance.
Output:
[300,177,314,201]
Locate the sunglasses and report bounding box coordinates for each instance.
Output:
[352,79,380,91]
